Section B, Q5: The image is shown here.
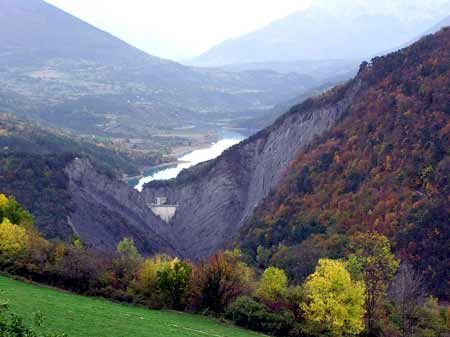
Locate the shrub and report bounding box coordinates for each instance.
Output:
[156,259,192,310]
[190,250,254,313]
[131,255,171,297]
[413,297,448,337]
[225,296,295,336]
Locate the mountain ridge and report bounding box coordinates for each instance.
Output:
[192,0,450,67]
[0,0,314,137]
[239,28,450,299]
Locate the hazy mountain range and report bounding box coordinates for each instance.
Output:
[4,0,447,139]
[191,0,450,67]
[0,0,317,137]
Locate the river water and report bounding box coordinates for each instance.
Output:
[135,130,246,192]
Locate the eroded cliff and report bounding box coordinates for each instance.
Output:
[65,158,177,255]
[139,79,362,259]
[64,78,362,259]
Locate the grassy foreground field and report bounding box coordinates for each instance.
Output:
[0,276,263,337]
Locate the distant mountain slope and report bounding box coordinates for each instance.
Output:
[0,0,153,66]
[239,28,450,299]
[192,0,450,67]
[0,0,313,136]
[0,114,140,174]
[220,59,359,82]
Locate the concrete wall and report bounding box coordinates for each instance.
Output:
[150,206,177,223]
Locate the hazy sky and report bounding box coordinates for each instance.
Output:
[44,0,450,61]
[45,0,312,61]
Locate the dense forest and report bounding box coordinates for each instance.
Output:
[240,28,450,300]
[0,114,145,175]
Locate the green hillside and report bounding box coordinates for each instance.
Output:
[0,276,263,337]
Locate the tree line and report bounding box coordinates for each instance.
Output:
[0,193,448,337]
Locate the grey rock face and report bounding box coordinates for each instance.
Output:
[65,79,361,259]
[65,158,177,255]
[140,80,361,259]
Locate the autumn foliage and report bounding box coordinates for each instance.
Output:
[302,259,366,336]
[1,29,450,337]
[240,28,450,300]
[0,192,447,337]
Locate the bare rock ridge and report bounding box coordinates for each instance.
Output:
[140,79,361,259]
[65,158,177,255]
[65,77,362,259]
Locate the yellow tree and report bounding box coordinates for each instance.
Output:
[302,259,366,337]
[0,194,33,227]
[0,218,28,258]
[134,255,171,295]
[256,266,288,302]
[0,194,8,207]
[117,237,140,261]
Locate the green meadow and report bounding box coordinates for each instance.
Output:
[0,276,263,337]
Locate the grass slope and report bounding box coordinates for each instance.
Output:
[0,276,263,337]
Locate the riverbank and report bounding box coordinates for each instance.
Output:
[121,131,220,183]
[134,131,246,191]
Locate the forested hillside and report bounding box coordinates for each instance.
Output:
[240,28,450,300]
[0,114,146,238]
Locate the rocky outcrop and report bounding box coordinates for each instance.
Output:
[63,78,362,259]
[65,158,177,255]
[140,79,361,259]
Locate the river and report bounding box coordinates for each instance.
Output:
[135,130,246,192]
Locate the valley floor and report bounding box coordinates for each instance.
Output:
[0,276,263,337]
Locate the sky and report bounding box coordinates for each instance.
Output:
[44,0,450,61]
[45,0,312,61]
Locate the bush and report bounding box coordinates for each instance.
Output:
[91,286,133,304]
[225,297,294,336]
[156,259,192,310]
[225,296,264,327]
[189,250,254,313]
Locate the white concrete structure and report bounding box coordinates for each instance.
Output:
[154,197,168,206]
[149,197,177,223]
